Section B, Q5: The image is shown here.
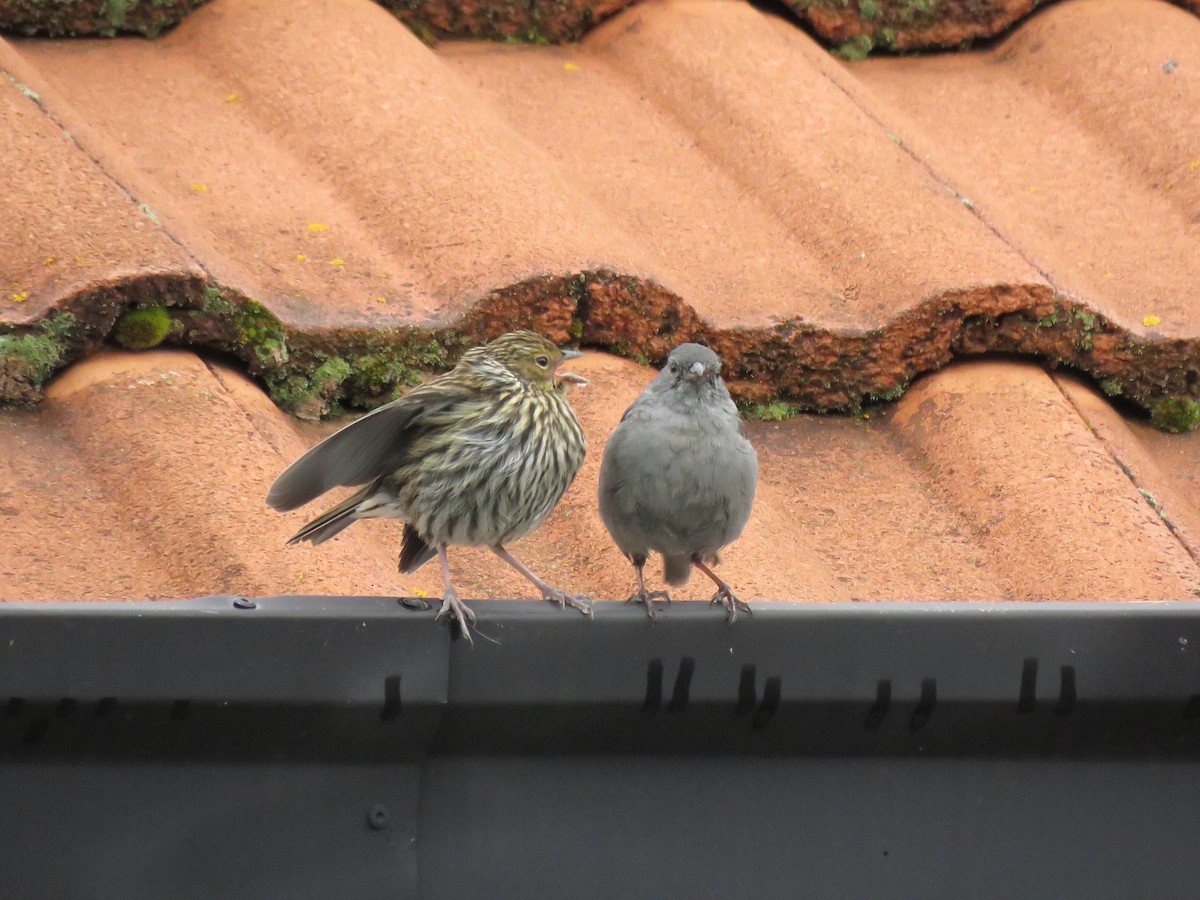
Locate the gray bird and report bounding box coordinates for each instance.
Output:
[598,343,758,622]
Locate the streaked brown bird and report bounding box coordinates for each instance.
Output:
[266,330,591,641]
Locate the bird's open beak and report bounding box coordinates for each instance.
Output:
[556,349,588,386]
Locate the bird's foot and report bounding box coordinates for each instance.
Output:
[543,588,593,617]
[710,586,752,624]
[435,588,477,644]
[625,589,672,620]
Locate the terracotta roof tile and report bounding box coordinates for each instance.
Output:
[2,0,1199,608]
[3,350,1198,605]
[0,43,201,329]
[855,0,1200,337]
[2,0,1197,414]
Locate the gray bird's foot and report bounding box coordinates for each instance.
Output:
[435,588,477,644]
[710,587,752,624]
[543,589,593,617]
[625,589,672,620]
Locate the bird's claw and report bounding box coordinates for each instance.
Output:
[710,587,752,624]
[435,590,477,644]
[625,589,671,620]
[545,589,593,617]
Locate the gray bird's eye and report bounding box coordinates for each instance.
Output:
[668,361,678,373]
[534,355,550,368]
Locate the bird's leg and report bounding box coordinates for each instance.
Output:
[692,557,752,624]
[624,554,671,620]
[491,545,592,617]
[433,545,476,644]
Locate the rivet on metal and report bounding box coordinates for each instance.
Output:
[367,804,390,831]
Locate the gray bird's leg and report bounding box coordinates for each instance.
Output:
[433,545,476,644]
[492,545,592,616]
[625,553,671,620]
[692,558,752,624]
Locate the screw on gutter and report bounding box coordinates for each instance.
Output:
[367,804,390,830]
[232,596,257,610]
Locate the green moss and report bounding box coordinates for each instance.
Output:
[569,319,584,340]
[878,27,898,48]
[262,334,457,417]
[265,356,351,418]
[836,34,875,60]
[0,334,62,386]
[747,401,797,422]
[1037,314,1058,328]
[348,350,423,393]
[568,274,589,303]
[1074,310,1099,331]
[202,285,233,317]
[503,26,550,45]
[0,312,78,403]
[113,306,172,350]
[1149,397,1200,433]
[7,0,203,37]
[896,0,936,23]
[1099,378,1123,397]
[867,380,908,403]
[859,0,879,20]
[312,356,351,387]
[235,300,288,366]
[401,16,438,45]
[103,0,135,29]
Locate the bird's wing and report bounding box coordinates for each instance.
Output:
[266,380,479,511]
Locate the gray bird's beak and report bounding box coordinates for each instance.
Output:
[556,349,588,386]
[686,361,707,381]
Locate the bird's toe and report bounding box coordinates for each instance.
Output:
[435,592,477,643]
[625,589,671,620]
[546,589,593,616]
[711,588,751,624]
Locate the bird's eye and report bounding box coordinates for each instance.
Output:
[668,361,678,373]
[534,355,550,368]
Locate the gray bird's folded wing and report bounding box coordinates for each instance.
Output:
[265,382,477,511]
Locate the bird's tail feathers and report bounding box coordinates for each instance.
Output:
[662,554,692,586]
[399,523,437,574]
[286,487,369,546]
